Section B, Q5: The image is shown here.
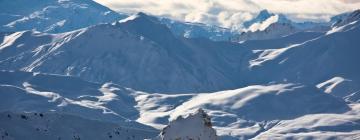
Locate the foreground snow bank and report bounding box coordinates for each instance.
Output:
[0,111,157,140]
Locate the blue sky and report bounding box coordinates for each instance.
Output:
[94,0,360,28]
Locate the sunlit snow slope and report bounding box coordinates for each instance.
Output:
[0,0,126,33]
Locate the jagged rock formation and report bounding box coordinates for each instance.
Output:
[160,109,218,140]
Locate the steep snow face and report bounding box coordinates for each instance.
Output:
[326,20,359,35]
[160,109,218,140]
[0,111,157,140]
[0,0,126,33]
[0,70,157,133]
[0,13,250,93]
[326,10,360,36]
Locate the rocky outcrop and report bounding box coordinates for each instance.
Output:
[160,109,218,140]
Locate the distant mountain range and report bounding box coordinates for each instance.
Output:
[1,1,354,42]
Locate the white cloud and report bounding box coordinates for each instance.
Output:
[248,15,279,32]
[94,0,360,28]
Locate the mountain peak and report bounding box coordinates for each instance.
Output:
[258,9,273,18]
[116,12,160,25]
[243,9,275,28]
[136,12,148,17]
[114,12,179,46]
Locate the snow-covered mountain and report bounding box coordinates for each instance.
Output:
[1,1,360,139]
[243,10,275,29]
[233,10,330,41]
[0,0,126,33]
[1,10,360,95]
[244,12,360,102]
[0,12,250,93]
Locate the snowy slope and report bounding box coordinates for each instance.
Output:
[134,83,355,139]
[0,0,126,33]
[245,13,360,101]
[0,111,157,140]
[253,112,360,139]
[0,70,157,133]
[237,31,323,49]
[0,12,250,93]
[3,71,355,139]
[169,84,348,122]
[1,11,360,95]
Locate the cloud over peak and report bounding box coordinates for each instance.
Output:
[94,0,360,29]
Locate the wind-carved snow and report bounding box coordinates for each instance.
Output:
[326,21,358,35]
[0,31,26,50]
[118,14,139,23]
[345,91,360,103]
[169,83,349,122]
[98,83,121,102]
[22,81,120,116]
[135,92,195,129]
[317,77,349,94]
[23,82,62,102]
[169,84,298,121]
[248,35,322,68]
[249,45,295,68]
